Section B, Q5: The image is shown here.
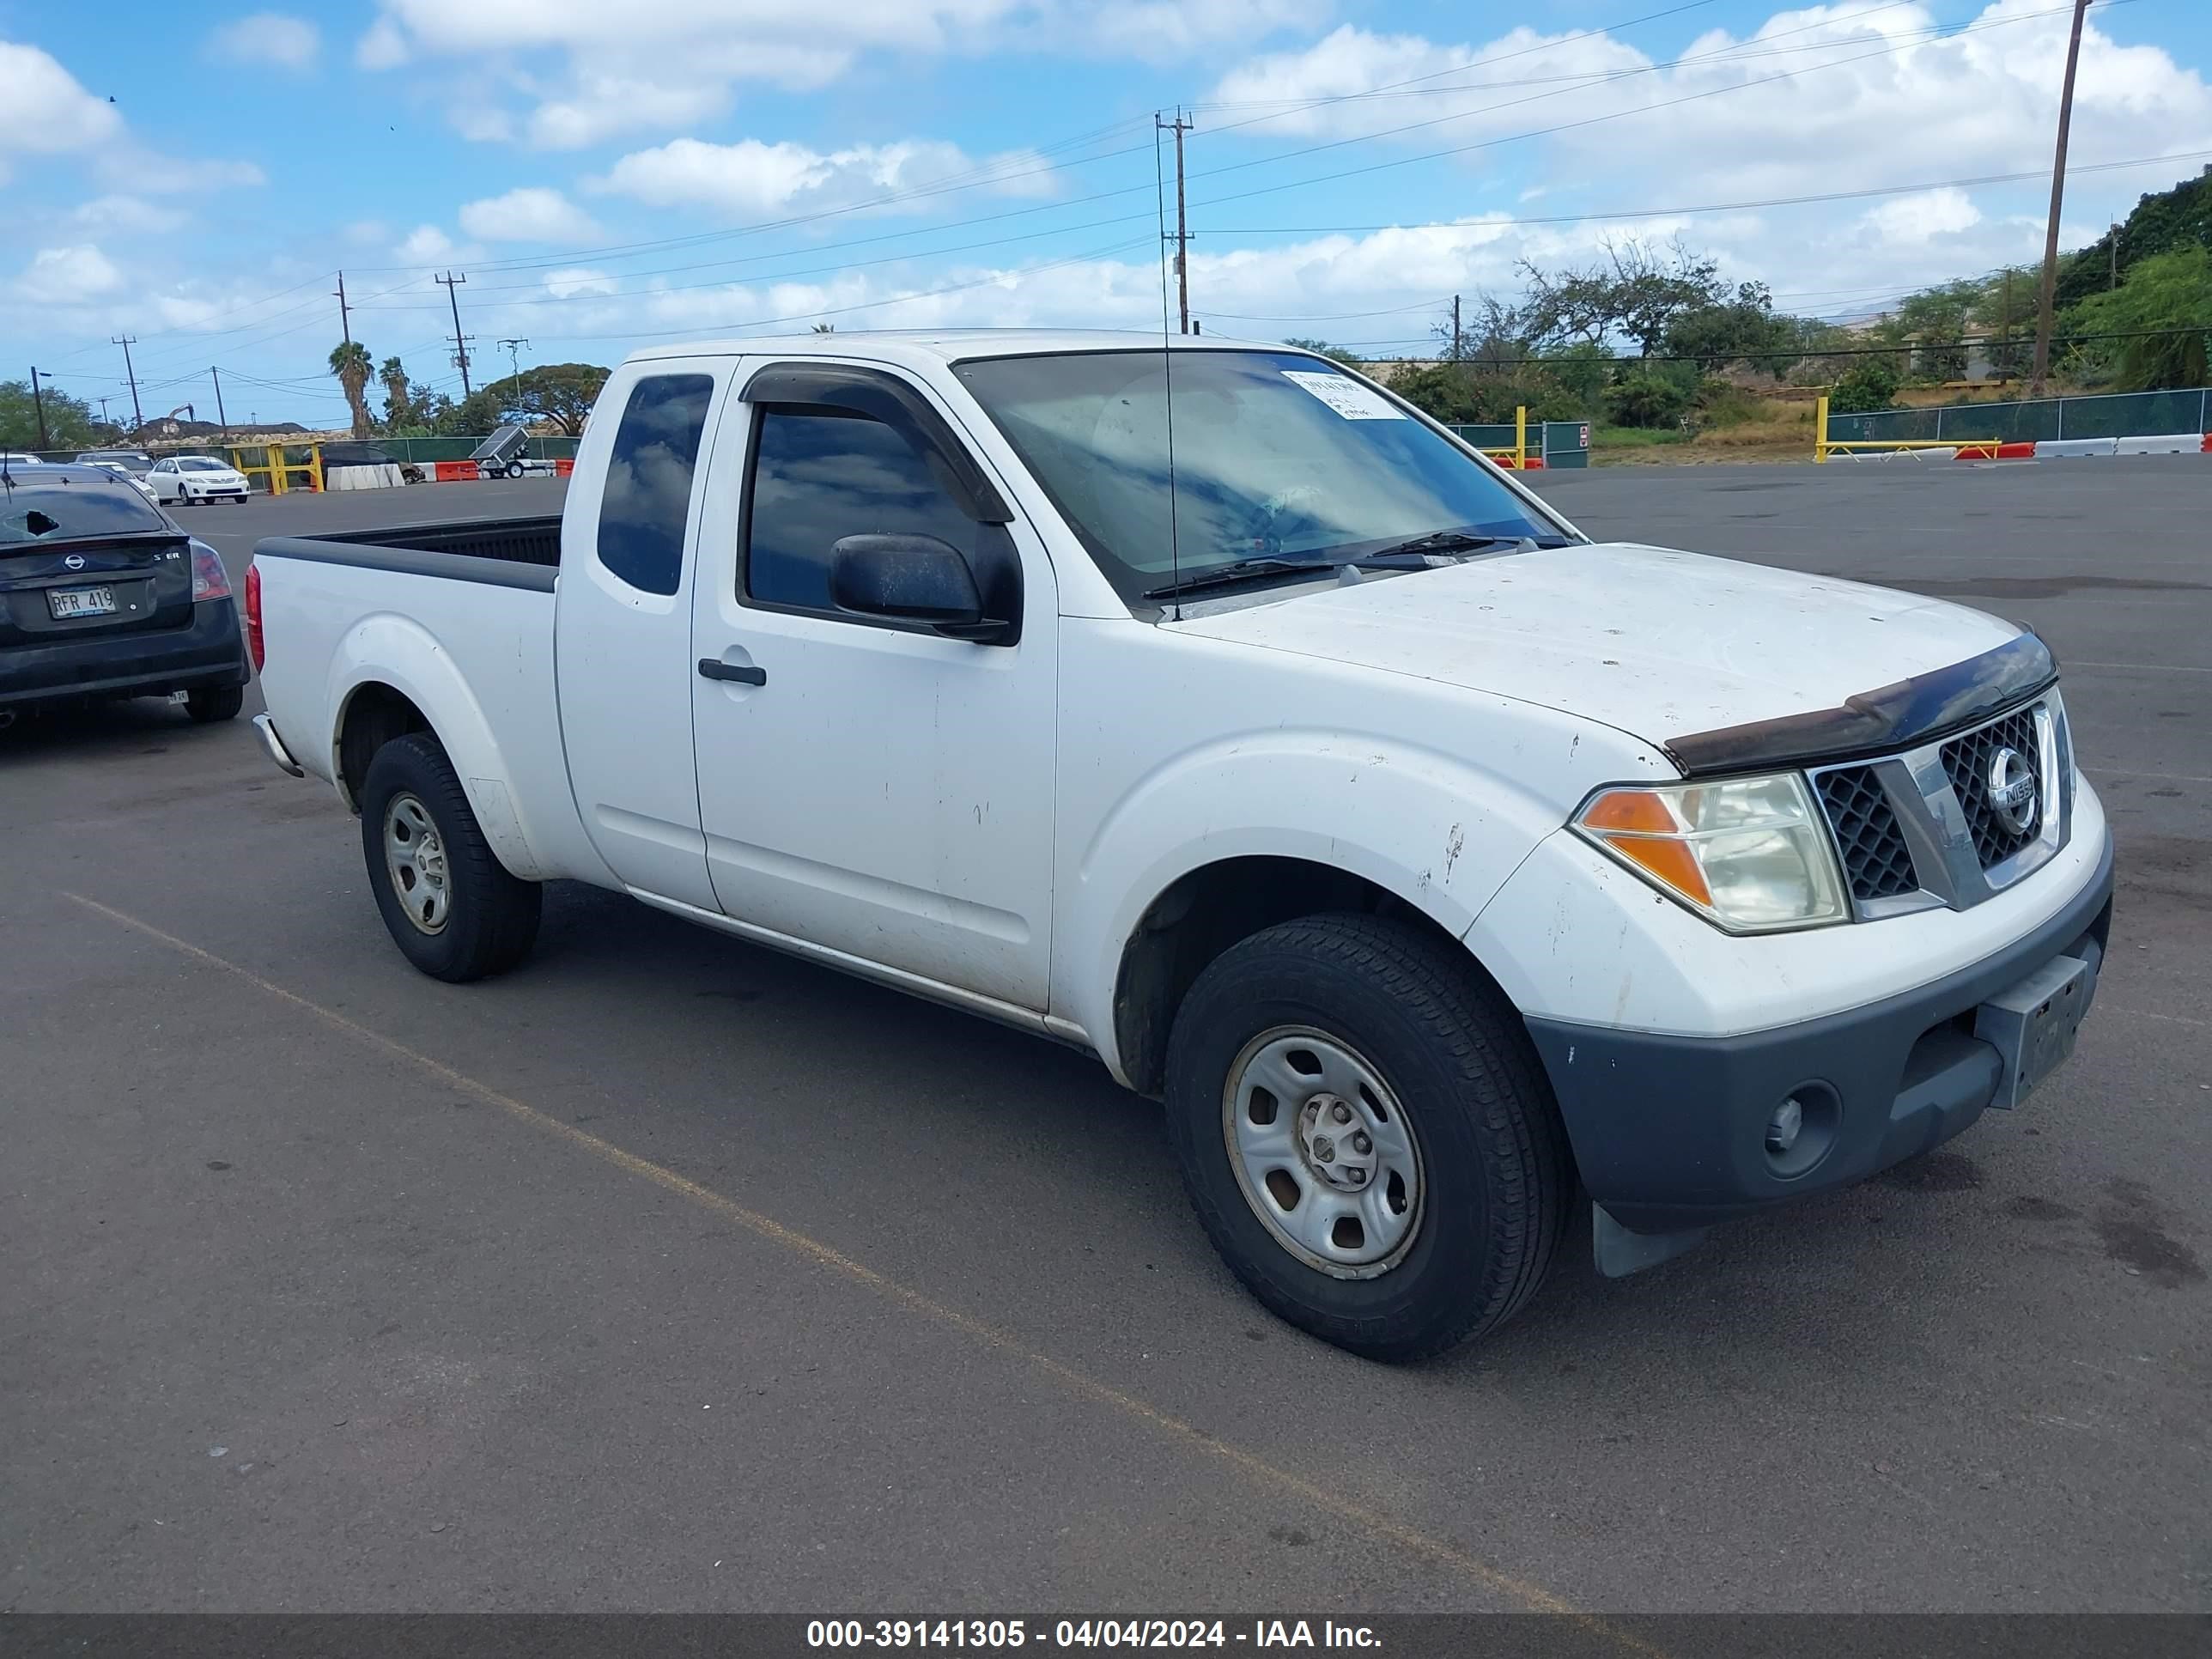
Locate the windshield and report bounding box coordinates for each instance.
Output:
[1,474,172,544]
[179,458,226,471]
[953,349,1571,605]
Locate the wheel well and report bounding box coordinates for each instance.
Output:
[337,683,431,811]
[1112,856,1471,1098]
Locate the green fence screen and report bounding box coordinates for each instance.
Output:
[1827,386,2212,447]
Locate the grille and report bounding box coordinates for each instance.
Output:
[1815,766,1919,901]
[1941,705,2042,868]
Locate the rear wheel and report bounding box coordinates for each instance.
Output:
[1165,913,1571,1362]
[185,684,243,722]
[358,732,541,981]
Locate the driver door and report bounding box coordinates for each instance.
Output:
[687,362,1060,1012]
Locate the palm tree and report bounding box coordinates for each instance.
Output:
[329,341,374,439]
[378,356,411,430]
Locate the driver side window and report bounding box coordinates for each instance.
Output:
[743,409,985,617]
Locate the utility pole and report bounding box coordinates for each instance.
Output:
[210,367,229,438]
[29,367,50,449]
[1156,112,1193,333]
[112,335,143,433]
[2109,223,2121,290]
[2000,269,2014,378]
[98,396,112,429]
[334,270,352,346]
[2029,0,2094,395]
[499,337,529,391]
[1450,294,1463,362]
[436,271,473,396]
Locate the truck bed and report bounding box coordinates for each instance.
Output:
[257,515,562,586]
[251,513,609,887]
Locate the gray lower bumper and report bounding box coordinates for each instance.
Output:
[1528,832,2115,1247]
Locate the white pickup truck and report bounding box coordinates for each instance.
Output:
[250,331,2113,1359]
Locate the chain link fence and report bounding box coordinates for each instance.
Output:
[1826,386,2212,447]
[1446,420,1591,468]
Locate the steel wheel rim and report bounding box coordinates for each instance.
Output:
[382,793,451,935]
[1221,1025,1425,1279]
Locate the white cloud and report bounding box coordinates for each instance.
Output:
[544,267,621,298]
[0,40,124,179]
[12,246,126,306]
[1858,186,1983,246]
[525,73,738,149]
[1084,0,1330,62]
[343,219,392,246]
[592,137,1057,220]
[360,0,1312,148]
[70,195,187,234]
[356,16,407,68]
[459,186,601,243]
[1203,4,2212,204]
[209,13,319,70]
[451,104,515,143]
[398,224,459,262]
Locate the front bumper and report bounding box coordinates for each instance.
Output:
[0,598,251,707]
[1525,830,2115,1240]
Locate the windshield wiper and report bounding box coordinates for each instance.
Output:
[1143,556,1337,599]
[1363,528,1522,559]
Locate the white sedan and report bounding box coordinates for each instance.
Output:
[149,455,252,506]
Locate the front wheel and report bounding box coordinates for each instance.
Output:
[1165,914,1571,1362]
[358,732,541,981]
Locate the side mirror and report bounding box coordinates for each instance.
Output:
[830,534,1012,643]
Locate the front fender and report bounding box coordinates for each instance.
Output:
[1056,732,1570,1081]
[327,614,547,881]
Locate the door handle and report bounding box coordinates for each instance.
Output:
[698,658,766,686]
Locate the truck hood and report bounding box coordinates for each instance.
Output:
[1170,542,2025,760]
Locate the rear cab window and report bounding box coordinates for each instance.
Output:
[596,374,716,596]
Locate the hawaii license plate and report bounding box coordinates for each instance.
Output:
[49,585,118,619]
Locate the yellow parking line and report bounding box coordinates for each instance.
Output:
[64,889,1659,1649]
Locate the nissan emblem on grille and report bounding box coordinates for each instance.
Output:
[1987,745,2039,836]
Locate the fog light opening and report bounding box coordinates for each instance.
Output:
[1764,1083,1838,1179]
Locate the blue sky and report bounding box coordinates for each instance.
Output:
[5,0,2208,430]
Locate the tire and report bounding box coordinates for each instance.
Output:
[1165,913,1571,1362]
[185,684,244,723]
[503,460,526,480]
[357,732,541,982]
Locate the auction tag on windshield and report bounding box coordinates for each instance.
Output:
[1282,371,1405,420]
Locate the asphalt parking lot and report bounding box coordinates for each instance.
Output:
[3,460,2206,1616]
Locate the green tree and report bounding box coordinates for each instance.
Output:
[2056,245,2212,390]
[1603,370,1692,428]
[328,341,375,439]
[433,387,507,436]
[1,378,100,450]
[1538,342,1613,407]
[1829,360,1901,414]
[1521,238,1727,358]
[1662,282,1808,376]
[482,362,610,436]
[378,356,424,431]
[2055,166,2211,310]
[1283,337,1366,367]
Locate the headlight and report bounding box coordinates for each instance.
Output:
[1571,772,1847,933]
